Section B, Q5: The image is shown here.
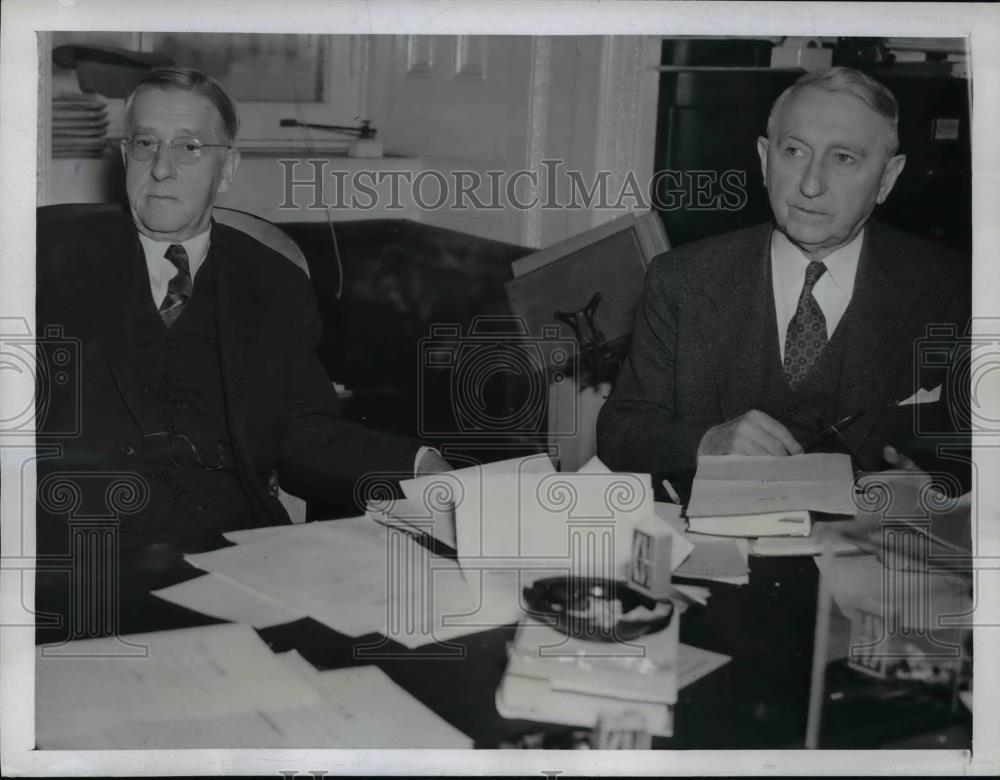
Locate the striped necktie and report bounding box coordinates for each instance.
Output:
[159,243,192,328]
[783,260,828,386]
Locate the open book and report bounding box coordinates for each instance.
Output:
[685,453,855,537]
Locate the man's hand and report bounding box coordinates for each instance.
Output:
[415,449,451,477]
[881,444,921,471]
[697,410,803,456]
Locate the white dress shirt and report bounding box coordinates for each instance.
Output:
[137,227,433,477]
[771,228,863,363]
[137,229,212,309]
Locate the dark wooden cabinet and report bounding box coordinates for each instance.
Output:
[653,50,971,255]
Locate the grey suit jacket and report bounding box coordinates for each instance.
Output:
[597,220,971,477]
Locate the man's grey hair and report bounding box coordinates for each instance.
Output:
[765,66,900,156]
[124,67,240,143]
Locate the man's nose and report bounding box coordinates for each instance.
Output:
[799,156,826,198]
[151,140,176,181]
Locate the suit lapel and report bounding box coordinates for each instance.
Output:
[837,222,924,452]
[700,224,773,419]
[212,225,265,423]
[83,220,148,427]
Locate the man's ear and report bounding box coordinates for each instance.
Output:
[217,147,241,195]
[876,153,906,205]
[119,140,128,170]
[756,136,769,186]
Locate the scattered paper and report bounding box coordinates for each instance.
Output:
[366,496,457,549]
[36,623,323,745]
[37,626,471,748]
[186,518,393,638]
[453,471,654,583]
[189,516,520,647]
[578,454,612,473]
[654,505,750,585]
[674,540,749,581]
[642,502,695,570]
[677,643,731,689]
[670,583,712,607]
[399,454,555,549]
[152,572,303,628]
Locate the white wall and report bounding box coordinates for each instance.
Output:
[40,35,661,247]
[366,35,661,248]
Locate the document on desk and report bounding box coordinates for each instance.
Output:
[677,644,731,690]
[687,453,855,517]
[36,623,323,746]
[399,453,556,549]
[152,572,303,628]
[655,502,749,585]
[186,515,521,646]
[186,516,395,637]
[453,471,654,583]
[37,624,471,748]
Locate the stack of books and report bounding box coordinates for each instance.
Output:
[495,615,678,737]
[685,453,855,538]
[52,92,110,158]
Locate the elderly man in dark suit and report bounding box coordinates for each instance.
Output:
[598,66,970,481]
[36,67,447,554]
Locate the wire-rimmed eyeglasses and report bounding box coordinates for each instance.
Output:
[122,134,232,165]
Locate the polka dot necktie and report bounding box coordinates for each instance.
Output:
[159,244,192,328]
[783,260,828,387]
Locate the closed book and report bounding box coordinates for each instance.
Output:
[687,510,812,538]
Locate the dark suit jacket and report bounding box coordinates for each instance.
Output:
[36,212,421,547]
[597,220,971,479]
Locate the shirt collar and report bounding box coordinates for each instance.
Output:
[137,227,212,281]
[771,227,864,299]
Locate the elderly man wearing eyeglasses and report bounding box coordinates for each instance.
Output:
[36,67,448,556]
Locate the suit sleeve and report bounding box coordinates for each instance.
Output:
[274,279,422,499]
[597,256,713,475]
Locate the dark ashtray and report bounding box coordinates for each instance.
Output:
[522,576,674,642]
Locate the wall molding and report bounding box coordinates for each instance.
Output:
[406,35,434,77]
[522,36,552,249]
[37,32,52,206]
[455,35,487,80]
[592,36,660,228]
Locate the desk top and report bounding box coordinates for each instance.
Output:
[34,533,967,750]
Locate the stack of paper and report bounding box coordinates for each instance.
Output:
[398,454,660,585]
[36,623,471,748]
[159,455,669,648]
[495,617,731,736]
[52,92,109,158]
[686,453,855,538]
[496,616,680,736]
[172,515,522,648]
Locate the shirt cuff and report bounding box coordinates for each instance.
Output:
[414,445,440,477]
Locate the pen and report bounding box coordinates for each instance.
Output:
[801,409,866,453]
